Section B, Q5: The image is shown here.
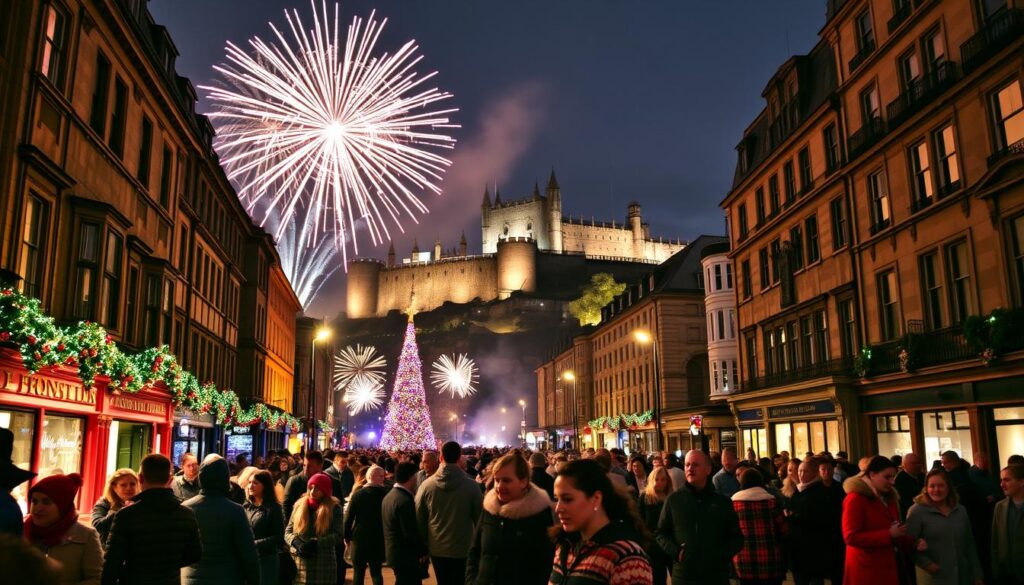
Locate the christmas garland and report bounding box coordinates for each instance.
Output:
[317,419,334,433]
[587,409,654,432]
[0,288,300,431]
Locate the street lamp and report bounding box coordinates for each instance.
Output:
[449,412,458,443]
[633,329,662,451]
[518,398,527,447]
[309,324,332,451]
[562,370,578,451]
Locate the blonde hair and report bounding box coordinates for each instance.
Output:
[103,468,139,510]
[291,490,338,537]
[236,466,259,490]
[642,466,673,504]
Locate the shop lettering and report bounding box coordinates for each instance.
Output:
[0,368,96,405]
[768,400,835,419]
[110,396,166,416]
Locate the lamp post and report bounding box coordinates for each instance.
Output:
[633,329,662,451]
[309,324,332,452]
[518,398,527,447]
[562,370,578,450]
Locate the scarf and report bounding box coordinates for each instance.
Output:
[24,507,79,548]
[797,477,820,492]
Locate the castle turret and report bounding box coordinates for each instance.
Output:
[532,180,541,201]
[481,186,491,252]
[546,168,563,253]
[411,239,420,259]
[433,235,442,260]
[459,232,467,256]
[346,259,383,318]
[387,241,395,268]
[628,202,644,257]
[496,237,537,299]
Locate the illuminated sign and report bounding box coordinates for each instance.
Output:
[0,367,96,405]
[110,395,167,416]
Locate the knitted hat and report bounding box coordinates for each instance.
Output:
[307,472,333,500]
[29,473,83,517]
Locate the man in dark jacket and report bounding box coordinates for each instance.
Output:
[172,453,201,501]
[182,455,261,585]
[344,465,389,585]
[894,452,924,519]
[383,462,427,585]
[529,452,554,499]
[788,458,845,585]
[0,428,35,537]
[325,451,354,504]
[657,450,742,585]
[101,453,202,585]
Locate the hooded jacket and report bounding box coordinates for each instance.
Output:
[182,457,261,585]
[730,487,785,581]
[466,483,554,585]
[415,463,484,558]
[841,476,914,585]
[656,481,742,585]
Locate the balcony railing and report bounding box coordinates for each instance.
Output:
[739,357,854,393]
[849,39,876,72]
[961,9,1024,74]
[869,327,977,375]
[887,2,913,33]
[988,138,1024,166]
[886,62,959,129]
[847,116,887,161]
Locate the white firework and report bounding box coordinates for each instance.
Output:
[202,1,459,264]
[431,354,478,399]
[277,213,340,309]
[343,377,385,415]
[333,344,386,391]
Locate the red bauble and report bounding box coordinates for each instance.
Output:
[56,343,65,351]
[27,335,36,345]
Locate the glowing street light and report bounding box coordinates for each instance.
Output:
[518,399,527,447]
[309,323,334,450]
[633,328,662,451]
[562,370,579,450]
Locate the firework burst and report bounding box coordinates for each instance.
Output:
[203,1,459,265]
[276,213,340,309]
[431,354,478,399]
[333,344,387,391]
[343,376,385,415]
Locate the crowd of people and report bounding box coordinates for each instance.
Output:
[1,425,1023,585]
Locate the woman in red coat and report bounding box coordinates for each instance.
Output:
[842,456,925,585]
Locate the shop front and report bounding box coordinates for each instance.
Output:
[224,424,256,464]
[661,408,734,456]
[172,410,217,467]
[730,384,855,461]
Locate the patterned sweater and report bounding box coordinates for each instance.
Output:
[550,522,652,585]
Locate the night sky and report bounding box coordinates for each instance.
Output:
[149,1,824,319]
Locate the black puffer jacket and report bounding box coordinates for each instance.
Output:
[466,483,554,585]
[656,481,743,585]
[99,487,202,585]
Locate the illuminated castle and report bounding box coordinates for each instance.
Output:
[346,170,687,318]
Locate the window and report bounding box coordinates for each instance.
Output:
[800,316,814,366]
[759,248,770,290]
[993,80,1024,149]
[1011,214,1024,306]
[770,239,781,284]
[40,4,69,87]
[923,410,973,465]
[993,407,1024,470]
[789,225,804,270]
[868,169,891,231]
[90,51,112,136]
[737,203,748,239]
[138,117,153,187]
[918,252,945,330]
[909,140,934,208]
[125,266,138,344]
[783,161,796,204]
[860,83,880,124]
[745,335,758,382]
[856,10,875,53]
[805,215,820,263]
[876,415,912,457]
[109,77,128,158]
[946,240,974,324]
[159,146,173,208]
[878,270,900,340]
[717,309,725,341]
[18,195,49,298]
[824,124,840,171]
[934,124,960,192]
[898,50,921,92]
[75,223,101,319]
[923,28,945,68]
[144,274,160,347]
[714,264,722,291]
[98,231,122,329]
[741,260,752,299]
[798,146,813,191]
[755,187,766,224]
[769,174,780,215]
[839,298,857,357]
[726,263,733,289]
[162,280,173,345]
[830,197,848,251]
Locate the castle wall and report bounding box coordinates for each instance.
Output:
[481,199,550,253]
[496,238,537,298]
[346,260,382,319]
[374,256,499,316]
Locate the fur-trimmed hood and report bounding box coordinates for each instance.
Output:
[843,475,899,506]
[731,486,775,502]
[483,483,552,519]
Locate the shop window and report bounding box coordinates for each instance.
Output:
[743,427,767,459]
[923,410,972,466]
[993,406,1024,467]
[775,423,792,455]
[40,413,84,477]
[0,409,36,513]
[875,414,912,457]
[18,194,49,299]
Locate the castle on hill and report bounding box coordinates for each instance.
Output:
[345,170,687,318]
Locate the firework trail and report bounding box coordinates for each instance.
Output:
[431,353,478,399]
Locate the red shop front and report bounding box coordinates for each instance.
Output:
[0,349,173,515]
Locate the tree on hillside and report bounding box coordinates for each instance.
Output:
[569,273,626,326]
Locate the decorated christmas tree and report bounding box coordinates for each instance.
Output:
[379,314,437,450]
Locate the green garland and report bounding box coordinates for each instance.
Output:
[0,288,300,432]
[318,419,334,433]
[587,409,654,432]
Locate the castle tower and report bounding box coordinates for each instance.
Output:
[411,239,420,261]
[496,237,537,299]
[481,186,491,252]
[459,232,467,257]
[346,259,383,318]
[628,202,644,258]
[546,168,563,253]
[433,235,442,261]
[387,241,396,268]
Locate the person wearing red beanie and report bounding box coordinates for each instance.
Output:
[25,472,103,584]
[286,471,343,584]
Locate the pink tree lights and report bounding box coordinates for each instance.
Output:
[379,320,437,450]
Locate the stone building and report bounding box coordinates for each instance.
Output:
[722,0,1024,463]
[701,242,739,401]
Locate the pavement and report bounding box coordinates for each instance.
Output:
[346,566,437,585]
